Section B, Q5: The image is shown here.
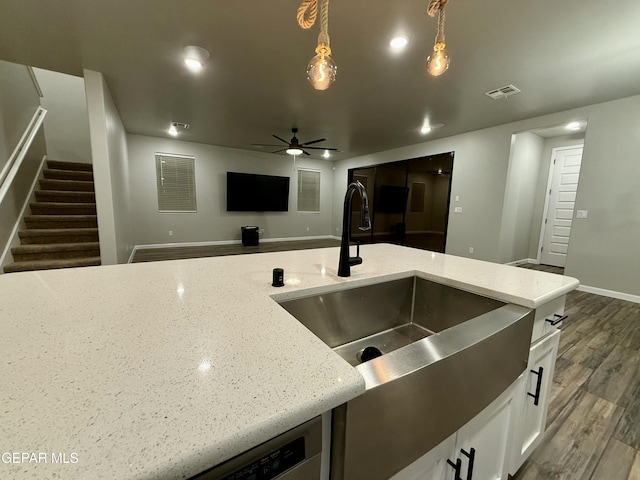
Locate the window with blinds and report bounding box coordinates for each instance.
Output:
[155,154,197,212]
[297,169,321,212]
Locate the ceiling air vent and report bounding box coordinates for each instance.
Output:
[484,84,521,100]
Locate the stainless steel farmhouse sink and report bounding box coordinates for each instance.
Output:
[278,275,534,480]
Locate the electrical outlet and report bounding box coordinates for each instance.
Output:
[469,247,474,254]
[454,207,463,214]
[169,230,173,236]
[576,210,589,219]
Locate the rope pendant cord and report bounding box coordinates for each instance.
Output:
[428,0,447,49]
[297,0,317,29]
[298,0,331,54]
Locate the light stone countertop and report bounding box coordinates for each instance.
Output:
[0,244,579,479]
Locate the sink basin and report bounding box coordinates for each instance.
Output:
[278,276,506,366]
[278,275,534,480]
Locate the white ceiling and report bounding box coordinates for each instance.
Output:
[1,0,639,161]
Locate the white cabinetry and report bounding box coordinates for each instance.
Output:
[509,328,561,473]
[392,378,523,480]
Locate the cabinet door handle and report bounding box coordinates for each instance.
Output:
[527,366,544,406]
[545,313,567,326]
[446,458,463,480]
[460,447,476,480]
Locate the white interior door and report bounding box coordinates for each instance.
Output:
[540,146,583,267]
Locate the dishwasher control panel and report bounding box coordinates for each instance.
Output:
[222,437,305,480]
[190,416,322,480]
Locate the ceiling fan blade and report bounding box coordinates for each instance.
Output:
[272,135,290,145]
[301,138,326,146]
[249,143,287,147]
[302,150,311,156]
[271,148,288,154]
[302,146,339,151]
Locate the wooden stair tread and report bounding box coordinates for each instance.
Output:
[3,257,101,273]
[43,169,93,181]
[25,214,97,220]
[46,160,93,172]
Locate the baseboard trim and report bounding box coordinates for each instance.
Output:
[128,235,338,264]
[505,258,536,266]
[577,285,640,304]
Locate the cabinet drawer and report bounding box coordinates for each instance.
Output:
[531,295,566,343]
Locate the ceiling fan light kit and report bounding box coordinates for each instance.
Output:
[251,128,338,157]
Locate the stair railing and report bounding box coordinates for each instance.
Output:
[0,106,48,272]
[0,106,47,203]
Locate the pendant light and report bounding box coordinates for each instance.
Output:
[426,0,450,76]
[297,0,337,90]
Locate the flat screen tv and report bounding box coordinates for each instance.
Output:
[227,172,290,212]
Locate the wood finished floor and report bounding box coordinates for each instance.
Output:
[514,264,640,480]
[131,245,640,479]
[130,238,341,263]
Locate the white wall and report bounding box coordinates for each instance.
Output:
[127,134,335,246]
[33,68,92,164]
[0,60,41,170]
[84,70,133,265]
[564,97,640,297]
[499,132,544,263]
[334,95,640,297]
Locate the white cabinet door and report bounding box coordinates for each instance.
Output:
[390,433,457,480]
[510,329,561,474]
[452,378,522,480]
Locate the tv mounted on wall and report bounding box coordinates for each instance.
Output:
[226,172,290,212]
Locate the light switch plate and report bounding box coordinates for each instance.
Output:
[454,207,463,213]
[576,210,588,219]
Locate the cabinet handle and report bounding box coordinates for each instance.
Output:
[527,366,544,406]
[545,313,567,326]
[460,447,476,480]
[446,458,463,480]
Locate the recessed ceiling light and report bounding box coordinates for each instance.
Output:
[168,122,190,136]
[184,57,203,72]
[420,123,444,134]
[183,45,210,73]
[390,36,409,50]
[565,121,581,131]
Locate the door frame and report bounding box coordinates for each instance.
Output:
[536,144,583,264]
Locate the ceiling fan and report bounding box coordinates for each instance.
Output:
[250,128,338,156]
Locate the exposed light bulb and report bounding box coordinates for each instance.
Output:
[323,149,330,158]
[182,45,210,73]
[307,51,337,90]
[421,126,432,134]
[168,124,178,136]
[426,44,450,76]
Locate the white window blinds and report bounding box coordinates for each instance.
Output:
[155,154,197,212]
[297,169,321,212]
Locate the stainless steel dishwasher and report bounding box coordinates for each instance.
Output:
[190,416,322,480]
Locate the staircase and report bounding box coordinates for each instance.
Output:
[3,160,101,273]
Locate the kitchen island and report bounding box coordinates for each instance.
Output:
[0,244,578,479]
